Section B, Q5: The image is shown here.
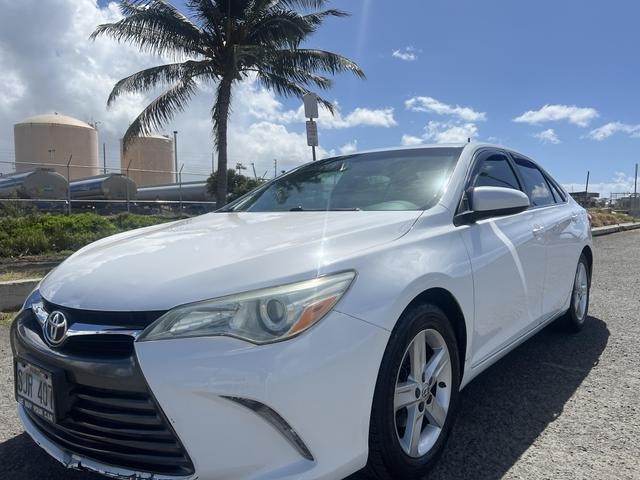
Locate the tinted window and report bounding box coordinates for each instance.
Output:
[547,177,566,202]
[472,153,520,190]
[514,157,556,207]
[227,148,462,212]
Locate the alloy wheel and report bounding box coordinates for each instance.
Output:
[393,328,452,458]
[573,262,589,322]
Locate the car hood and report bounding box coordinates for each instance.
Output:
[40,211,421,311]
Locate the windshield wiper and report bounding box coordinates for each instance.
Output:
[289,207,361,211]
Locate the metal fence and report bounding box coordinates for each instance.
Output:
[610,192,640,217]
[0,159,216,217]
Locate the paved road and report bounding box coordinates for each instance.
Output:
[1,231,639,480]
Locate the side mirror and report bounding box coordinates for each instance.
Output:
[456,186,530,224]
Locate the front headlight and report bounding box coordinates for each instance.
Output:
[138,271,356,344]
[23,288,48,322]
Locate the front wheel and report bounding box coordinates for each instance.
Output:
[557,253,591,332]
[366,304,460,479]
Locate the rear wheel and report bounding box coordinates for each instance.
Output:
[366,304,460,479]
[557,253,590,332]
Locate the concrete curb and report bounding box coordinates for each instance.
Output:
[592,222,640,237]
[0,279,40,312]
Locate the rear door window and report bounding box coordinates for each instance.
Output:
[513,157,556,207]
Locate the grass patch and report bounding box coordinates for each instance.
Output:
[589,208,637,228]
[0,212,173,258]
[0,271,41,282]
[0,311,16,326]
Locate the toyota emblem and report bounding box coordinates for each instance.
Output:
[43,311,68,347]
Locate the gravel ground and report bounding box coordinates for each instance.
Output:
[1,230,639,480]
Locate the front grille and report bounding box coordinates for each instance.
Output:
[42,300,166,329]
[37,300,167,358]
[26,383,194,476]
[62,334,135,358]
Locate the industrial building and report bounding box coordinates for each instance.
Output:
[13,113,99,180]
[120,135,175,186]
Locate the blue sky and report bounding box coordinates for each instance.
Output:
[2,0,639,194]
[300,0,640,194]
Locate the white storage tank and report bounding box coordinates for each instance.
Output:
[14,113,99,180]
[120,135,175,186]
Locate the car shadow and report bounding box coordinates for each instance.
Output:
[0,432,104,479]
[0,317,608,480]
[348,315,610,480]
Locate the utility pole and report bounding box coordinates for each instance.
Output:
[585,171,590,193]
[173,131,178,183]
[273,159,277,178]
[126,158,133,213]
[634,163,638,197]
[66,155,73,215]
[178,164,184,215]
[103,143,107,174]
[211,152,215,175]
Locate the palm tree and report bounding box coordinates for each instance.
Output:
[91,0,365,206]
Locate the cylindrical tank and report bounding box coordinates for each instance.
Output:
[0,169,68,199]
[14,113,99,180]
[120,135,175,187]
[70,174,137,200]
[135,182,213,202]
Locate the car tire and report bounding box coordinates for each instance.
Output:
[365,303,460,480]
[556,253,591,333]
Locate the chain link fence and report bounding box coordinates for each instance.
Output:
[0,159,216,217]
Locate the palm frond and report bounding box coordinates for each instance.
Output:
[91,0,205,57]
[277,0,331,11]
[245,10,313,48]
[185,0,225,26]
[251,48,365,79]
[122,77,198,150]
[107,60,215,106]
[302,8,349,26]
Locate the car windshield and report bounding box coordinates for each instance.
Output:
[224,147,463,212]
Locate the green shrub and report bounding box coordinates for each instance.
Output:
[0,212,171,258]
[111,212,167,230]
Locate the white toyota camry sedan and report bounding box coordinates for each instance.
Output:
[12,143,592,480]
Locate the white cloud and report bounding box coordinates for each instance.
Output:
[423,121,478,144]
[400,135,424,146]
[513,104,599,127]
[392,47,418,62]
[533,129,561,144]
[562,172,637,197]
[405,96,486,122]
[228,122,330,175]
[339,140,358,155]
[251,101,397,129]
[587,122,640,141]
[402,120,479,146]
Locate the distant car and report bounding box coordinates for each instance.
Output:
[12,143,592,480]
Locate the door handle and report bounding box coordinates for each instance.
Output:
[571,213,579,223]
[532,224,545,237]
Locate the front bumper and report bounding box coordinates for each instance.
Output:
[13,308,390,480]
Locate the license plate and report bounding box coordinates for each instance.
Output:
[15,360,56,423]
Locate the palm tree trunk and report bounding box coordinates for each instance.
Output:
[215,77,232,206]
